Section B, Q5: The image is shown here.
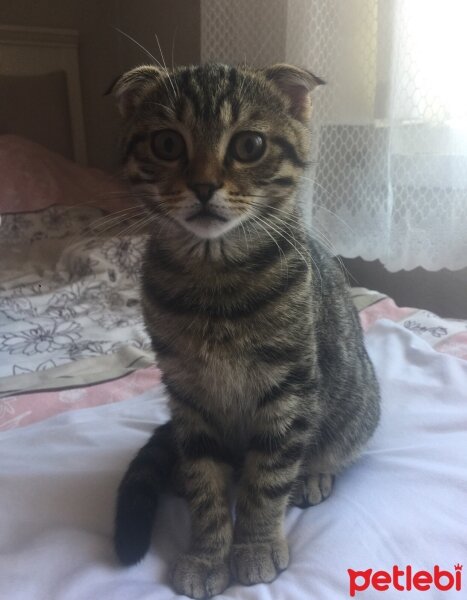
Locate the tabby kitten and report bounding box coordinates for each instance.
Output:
[111,63,380,598]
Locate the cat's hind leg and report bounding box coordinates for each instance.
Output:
[289,433,368,508]
[290,472,334,507]
[291,379,381,509]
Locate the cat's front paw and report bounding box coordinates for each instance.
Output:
[231,538,289,585]
[172,553,230,599]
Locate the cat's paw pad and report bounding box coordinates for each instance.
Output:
[291,473,334,507]
[172,554,230,599]
[231,539,289,585]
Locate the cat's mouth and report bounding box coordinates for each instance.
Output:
[186,208,228,223]
[180,207,237,239]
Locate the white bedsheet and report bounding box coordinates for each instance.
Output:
[0,320,466,600]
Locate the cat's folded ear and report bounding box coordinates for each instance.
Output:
[262,64,325,123]
[105,65,162,117]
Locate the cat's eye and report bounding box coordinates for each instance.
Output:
[151,130,185,161]
[229,132,265,163]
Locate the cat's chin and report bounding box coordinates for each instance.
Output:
[178,216,239,240]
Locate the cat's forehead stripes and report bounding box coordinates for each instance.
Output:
[147,65,278,136]
[124,63,307,148]
[176,65,241,124]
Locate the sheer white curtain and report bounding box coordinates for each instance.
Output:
[201,0,467,271]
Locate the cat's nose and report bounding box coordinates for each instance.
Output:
[189,182,221,204]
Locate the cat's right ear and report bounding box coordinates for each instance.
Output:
[263,64,325,123]
[105,65,162,117]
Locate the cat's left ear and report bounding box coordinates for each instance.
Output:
[105,65,162,117]
[263,64,325,123]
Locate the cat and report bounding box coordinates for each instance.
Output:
[110,62,380,598]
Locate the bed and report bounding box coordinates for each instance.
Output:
[1,26,466,600]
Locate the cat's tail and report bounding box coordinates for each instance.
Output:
[114,421,177,565]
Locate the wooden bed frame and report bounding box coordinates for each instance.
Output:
[0,25,87,164]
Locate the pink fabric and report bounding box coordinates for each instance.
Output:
[359,297,416,331]
[360,298,467,360]
[433,332,467,361]
[0,366,161,432]
[0,135,132,214]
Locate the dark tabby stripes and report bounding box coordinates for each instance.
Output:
[123,132,147,160]
[181,432,235,464]
[142,260,308,319]
[111,62,380,598]
[261,480,295,499]
[271,136,309,168]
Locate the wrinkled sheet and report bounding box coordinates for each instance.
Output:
[0,320,466,600]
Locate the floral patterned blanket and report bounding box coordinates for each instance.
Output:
[0,205,151,383]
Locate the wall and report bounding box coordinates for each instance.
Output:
[343,258,467,319]
[0,0,201,170]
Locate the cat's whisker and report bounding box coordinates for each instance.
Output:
[233,190,355,243]
[85,194,134,205]
[141,203,181,234]
[298,175,357,236]
[237,71,251,107]
[110,212,154,238]
[113,27,176,106]
[114,211,149,235]
[141,100,178,118]
[88,212,146,238]
[244,220,257,252]
[255,212,323,293]
[89,206,145,231]
[171,27,177,72]
[113,27,159,64]
[243,219,259,252]
[62,206,145,248]
[238,70,257,106]
[231,196,353,285]
[239,220,250,254]
[137,213,165,231]
[246,199,341,258]
[92,204,144,219]
[154,32,179,99]
[249,214,289,279]
[88,217,142,239]
[249,34,273,66]
[47,188,136,213]
[305,225,355,285]
[278,220,324,294]
[122,213,157,237]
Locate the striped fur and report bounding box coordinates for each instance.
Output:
[112,63,380,598]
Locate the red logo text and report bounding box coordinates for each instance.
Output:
[348,564,462,596]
